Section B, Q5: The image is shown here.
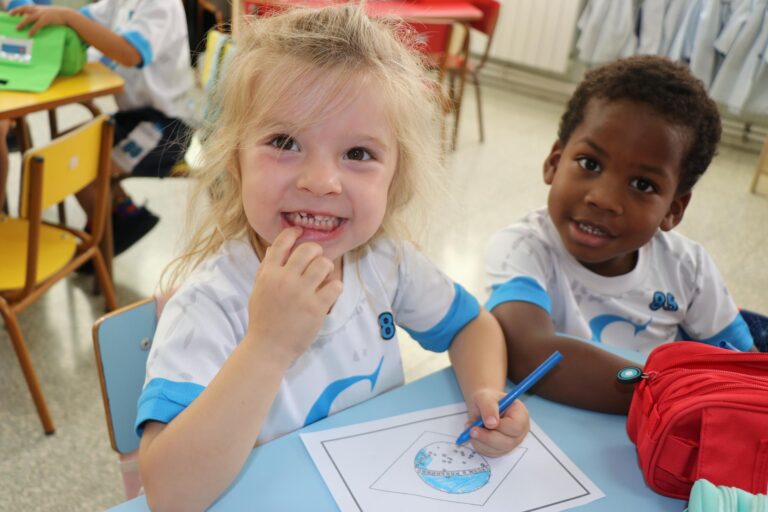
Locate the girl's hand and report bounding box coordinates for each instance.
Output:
[464,388,530,457]
[245,227,343,365]
[11,6,72,36]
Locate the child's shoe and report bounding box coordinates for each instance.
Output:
[112,198,160,256]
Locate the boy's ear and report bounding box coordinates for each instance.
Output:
[543,141,562,184]
[660,191,692,231]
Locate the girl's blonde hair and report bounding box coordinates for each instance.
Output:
[163,4,445,290]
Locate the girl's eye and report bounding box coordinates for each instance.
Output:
[268,135,299,151]
[345,147,373,161]
[576,157,601,173]
[630,178,657,194]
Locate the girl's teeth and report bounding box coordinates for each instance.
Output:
[288,212,341,231]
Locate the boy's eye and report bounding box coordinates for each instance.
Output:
[630,178,657,194]
[345,147,373,161]
[268,134,299,151]
[576,157,601,173]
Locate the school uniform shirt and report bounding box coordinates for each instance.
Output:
[484,209,753,356]
[81,0,194,122]
[135,237,480,444]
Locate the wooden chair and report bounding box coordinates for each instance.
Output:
[750,136,768,194]
[445,0,501,146]
[409,22,467,151]
[93,298,158,499]
[0,115,118,435]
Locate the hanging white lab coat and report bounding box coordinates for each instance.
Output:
[577,0,638,64]
[738,7,768,113]
[668,0,703,62]
[709,0,763,104]
[637,0,669,55]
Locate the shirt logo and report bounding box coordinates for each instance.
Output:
[378,312,395,340]
[649,291,678,312]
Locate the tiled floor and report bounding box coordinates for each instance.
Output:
[1,83,766,511]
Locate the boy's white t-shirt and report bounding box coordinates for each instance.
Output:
[485,209,752,355]
[136,238,479,444]
[81,0,194,121]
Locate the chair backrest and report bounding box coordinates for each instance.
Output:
[20,114,112,217]
[470,0,501,68]
[470,0,501,36]
[410,22,455,76]
[93,298,157,455]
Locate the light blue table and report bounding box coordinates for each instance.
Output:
[108,366,685,511]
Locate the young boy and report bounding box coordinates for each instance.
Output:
[11,0,194,255]
[485,56,755,414]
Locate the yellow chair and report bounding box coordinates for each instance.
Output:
[0,114,118,435]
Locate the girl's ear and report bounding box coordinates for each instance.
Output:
[660,191,692,231]
[543,141,562,185]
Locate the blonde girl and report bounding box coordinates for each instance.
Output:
[137,5,529,510]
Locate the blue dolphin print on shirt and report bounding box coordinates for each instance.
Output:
[589,315,652,343]
[303,356,385,427]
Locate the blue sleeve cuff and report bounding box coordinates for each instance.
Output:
[122,30,152,68]
[485,276,552,315]
[135,378,205,436]
[8,0,33,9]
[697,314,754,352]
[403,283,480,352]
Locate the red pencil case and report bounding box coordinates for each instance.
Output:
[626,341,768,499]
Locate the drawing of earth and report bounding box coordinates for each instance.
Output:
[413,441,491,494]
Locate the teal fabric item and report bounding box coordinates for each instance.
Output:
[58,23,87,76]
[686,479,768,512]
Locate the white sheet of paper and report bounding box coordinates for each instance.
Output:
[301,403,605,512]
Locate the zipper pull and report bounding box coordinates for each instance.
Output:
[616,366,648,384]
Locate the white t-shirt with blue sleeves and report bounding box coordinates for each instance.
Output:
[485,209,752,355]
[80,0,193,121]
[137,237,479,444]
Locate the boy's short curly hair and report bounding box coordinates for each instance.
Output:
[558,56,721,194]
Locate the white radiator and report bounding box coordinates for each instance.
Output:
[475,0,582,74]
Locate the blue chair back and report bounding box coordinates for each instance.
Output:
[93,298,157,454]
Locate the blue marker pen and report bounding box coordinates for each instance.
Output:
[455,351,564,445]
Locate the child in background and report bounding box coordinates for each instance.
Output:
[11,0,194,255]
[135,6,530,510]
[485,56,755,415]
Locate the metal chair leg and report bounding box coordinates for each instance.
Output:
[0,298,55,435]
[751,135,768,193]
[473,71,484,144]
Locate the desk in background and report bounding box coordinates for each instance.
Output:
[0,62,124,122]
[238,0,483,25]
[108,366,684,511]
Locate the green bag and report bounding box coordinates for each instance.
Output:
[0,11,88,92]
